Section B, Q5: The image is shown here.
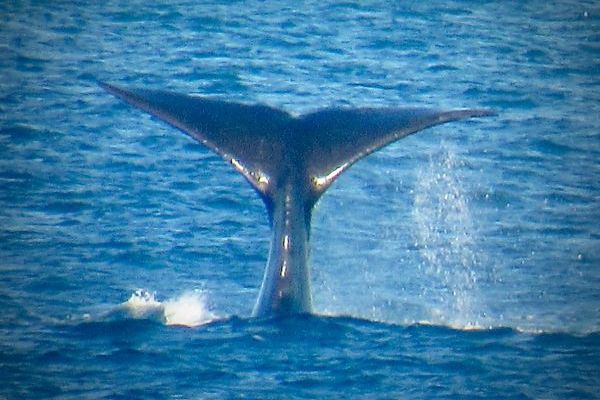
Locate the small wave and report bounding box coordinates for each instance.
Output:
[316,312,599,337]
[413,318,501,332]
[121,289,217,327]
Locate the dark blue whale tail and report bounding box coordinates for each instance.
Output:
[100,82,495,317]
[100,82,494,215]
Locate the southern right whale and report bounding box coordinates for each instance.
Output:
[100,82,495,318]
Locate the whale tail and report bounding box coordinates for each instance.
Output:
[100,82,494,215]
[100,82,494,317]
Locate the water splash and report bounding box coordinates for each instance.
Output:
[412,144,488,329]
[122,289,216,327]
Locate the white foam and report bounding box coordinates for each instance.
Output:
[123,289,163,319]
[412,144,489,328]
[163,291,216,327]
[122,289,216,327]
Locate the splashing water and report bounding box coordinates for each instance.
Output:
[122,289,216,327]
[412,144,488,329]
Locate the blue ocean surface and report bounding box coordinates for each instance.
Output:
[1,1,599,398]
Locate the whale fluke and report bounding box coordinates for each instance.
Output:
[296,107,495,202]
[100,82,495,318]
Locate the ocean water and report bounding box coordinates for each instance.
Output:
[1,1,599,398]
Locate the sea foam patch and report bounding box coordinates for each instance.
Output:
[123,289,216,327]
